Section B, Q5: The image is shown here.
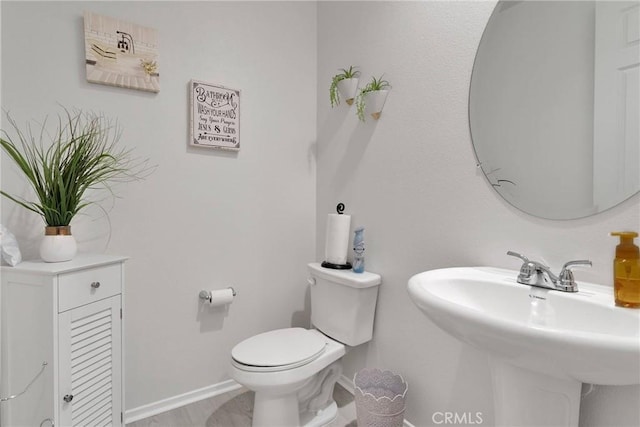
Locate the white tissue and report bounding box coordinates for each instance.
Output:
[0,224,22,266]
[324,213,351,265]
[206,288,235,307]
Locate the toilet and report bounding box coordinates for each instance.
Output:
[230,262,381,427]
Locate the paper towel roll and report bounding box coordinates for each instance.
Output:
[325,213,351,265]
[205,288,235,307]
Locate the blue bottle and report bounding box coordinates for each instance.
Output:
[353,227,365,273]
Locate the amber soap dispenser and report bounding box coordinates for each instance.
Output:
[611,231,640,308]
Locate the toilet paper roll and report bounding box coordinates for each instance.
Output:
[325,213,351,265]
[206,288,235,307]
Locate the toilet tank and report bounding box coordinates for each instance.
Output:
[307,263,381,346]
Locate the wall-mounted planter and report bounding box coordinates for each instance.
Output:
[337,78,359,106]
[356,76,391,122]
[363,89,389,120]
[330,66,361,107]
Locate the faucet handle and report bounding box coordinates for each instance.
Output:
[558,260,592,292]
[507,251,551,270]
[507,251,529,263]
[507,251,540,282]
[561,259,593,271]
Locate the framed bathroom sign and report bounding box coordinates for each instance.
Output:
[190,80,240,151]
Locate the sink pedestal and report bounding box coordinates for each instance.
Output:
[489,357,581,427]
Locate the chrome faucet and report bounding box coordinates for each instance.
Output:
[507,251,592,292]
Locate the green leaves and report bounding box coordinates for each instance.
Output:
[362,75,391,93]
[0,108,153,226]
[339,66,360,79]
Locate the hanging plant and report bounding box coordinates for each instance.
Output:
[329,66,361,107]
[356,75,391,122]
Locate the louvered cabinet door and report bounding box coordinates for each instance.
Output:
[58,295,123,427]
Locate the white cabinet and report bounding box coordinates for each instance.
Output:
[1,254,126,427]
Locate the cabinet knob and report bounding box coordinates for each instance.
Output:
[90,281,101,289]
[63,394,73,403]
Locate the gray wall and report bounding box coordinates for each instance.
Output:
[316,2,639,426]
[1,1,317,410]
[2,1,639,425]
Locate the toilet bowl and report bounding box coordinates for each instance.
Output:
[230,328,345,427]
[230,263,381,427]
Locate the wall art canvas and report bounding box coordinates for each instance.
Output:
[84,11,159,93]
[190,80,240,151]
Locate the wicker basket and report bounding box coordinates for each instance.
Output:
[353,368,408,427]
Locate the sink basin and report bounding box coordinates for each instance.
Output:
[408,267,640,426]
[408,266,640,385]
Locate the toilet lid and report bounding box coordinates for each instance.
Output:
[231,328,327,369]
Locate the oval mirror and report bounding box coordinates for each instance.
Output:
[470,1,639,219]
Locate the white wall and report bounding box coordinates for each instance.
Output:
[317,2,639,426]
[1,1,317,410]
[3,1,639,425]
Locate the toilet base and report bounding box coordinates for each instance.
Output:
[302,401,338,427]
[249,360,343,427]
[299,360,342,426]
[252,393,339,427]
[253,392,301,427]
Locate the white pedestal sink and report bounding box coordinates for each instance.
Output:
[408,267,640,427]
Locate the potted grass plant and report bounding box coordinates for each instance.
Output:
[356,75,391,122]
[330,66,361,107]
[0,108,152,262]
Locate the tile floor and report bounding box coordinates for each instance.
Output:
[126,383,357,427]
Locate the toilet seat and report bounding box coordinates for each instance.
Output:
[231,328,327,372]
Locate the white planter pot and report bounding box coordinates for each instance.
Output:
[364,89,389,120]
[337,78,359,105]
[40,226,77,263]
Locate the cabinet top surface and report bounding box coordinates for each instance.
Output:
[1,253,128,275]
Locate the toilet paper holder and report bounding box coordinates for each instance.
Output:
[199,287,237,303]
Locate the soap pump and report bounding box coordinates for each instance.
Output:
[353,227,365,273]
[610,231,640,308]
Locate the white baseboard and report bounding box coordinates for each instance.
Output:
[124,379,242,424]
[337,374,415,427]
[126,375,416,427]
[337,373,355,394]
[403,418,417,427]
